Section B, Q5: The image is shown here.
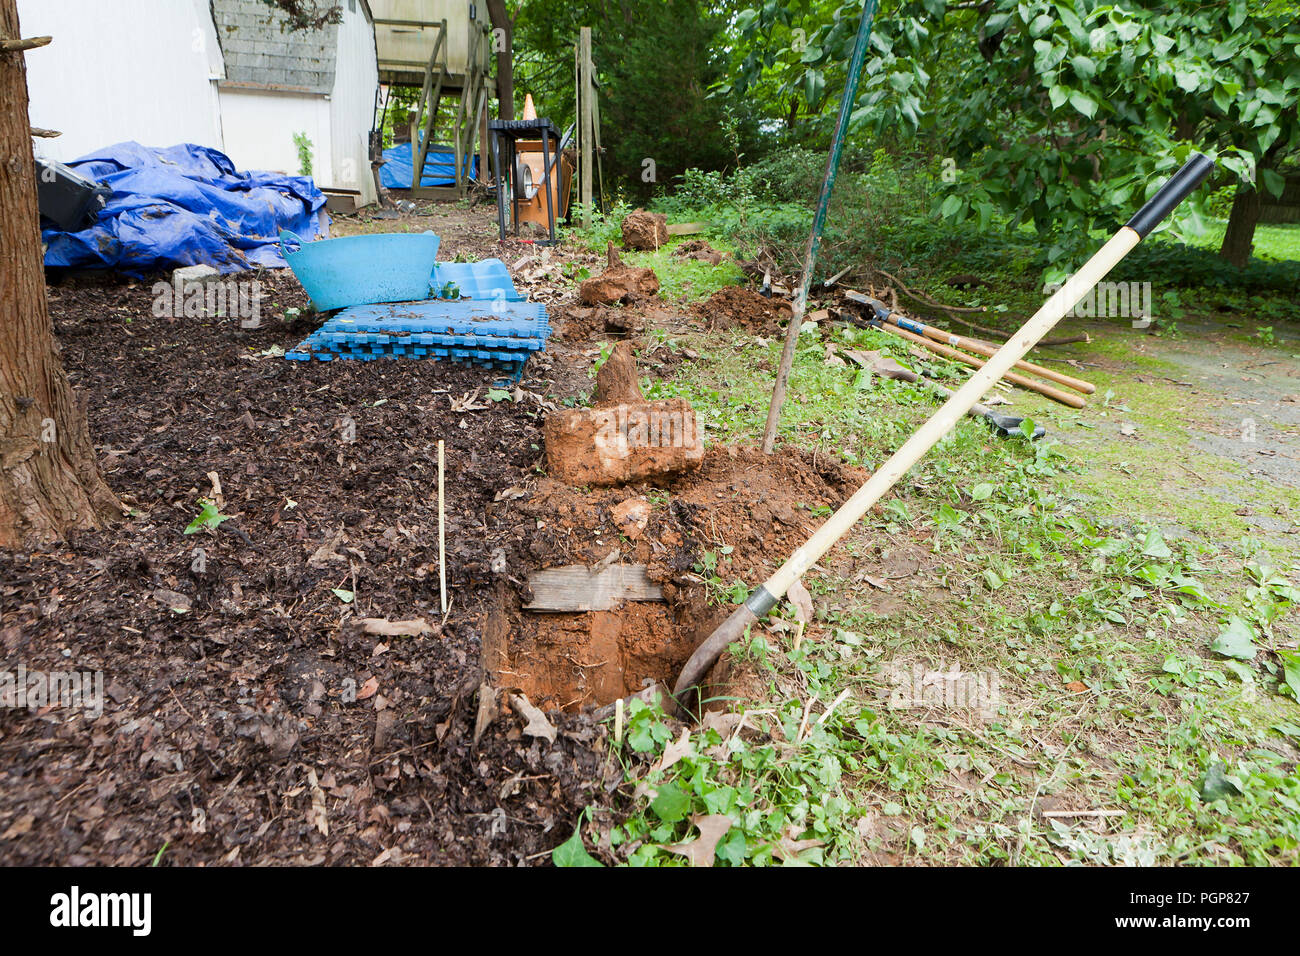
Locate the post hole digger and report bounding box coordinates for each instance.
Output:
[670,152,1216,715]
[842,290,1096,397]
[847,295,1091,410]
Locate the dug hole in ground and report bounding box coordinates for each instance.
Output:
[504,339,864,713]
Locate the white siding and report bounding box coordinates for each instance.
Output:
[20,0,224,164]
[329,0,379,205]
[218,89,333,182]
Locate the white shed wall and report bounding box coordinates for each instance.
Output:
[19,0,224,164]
[329,0,379,205]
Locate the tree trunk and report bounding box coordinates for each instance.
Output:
[0,0,120,548]
[485,0,514,122]
[1218,181,1260,268]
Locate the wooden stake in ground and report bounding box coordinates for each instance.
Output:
[674,153,1216,712]
[438,440,447,615]
[760,0,881,454]
[578,26,593,229]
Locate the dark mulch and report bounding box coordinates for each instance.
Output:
[0,264,609,866]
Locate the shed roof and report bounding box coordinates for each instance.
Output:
[212,0,342,94]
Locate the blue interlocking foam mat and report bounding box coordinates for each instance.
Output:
[286,298,548,379]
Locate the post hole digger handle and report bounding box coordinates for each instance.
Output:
[672,152,1216,713]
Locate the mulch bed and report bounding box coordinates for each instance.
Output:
[0,267,609,866]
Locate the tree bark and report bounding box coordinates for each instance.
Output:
[485,0,514,122]
[1218,181,1261,268]
[0,0,120,548]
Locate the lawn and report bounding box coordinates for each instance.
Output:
[557,225,1300,866]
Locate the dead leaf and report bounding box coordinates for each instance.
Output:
[373,710,397,750]
[472,681,499,746]
[700,710,742,736]
[494,485,529,502]
[2,814,34,839]
[772,824,824,862]
[651,726,694,774]
[151,589,191,613]
[666,814,733,867]
[822,343,846,367]
[308,529,347,567]
[787,579,813,627]
[206,470,224,509]
[306,768,329,837]
[360,617,433,638]
[450,389,489,412]
[509,692,557,745]
[357,676,380,700]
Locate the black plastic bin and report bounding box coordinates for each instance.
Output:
[35,158,110,232]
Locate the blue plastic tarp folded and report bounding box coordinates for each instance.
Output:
[41,142,328,275]
[380,140,478,189]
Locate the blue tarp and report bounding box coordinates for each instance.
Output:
[41,142,328,275]
[380,140,478,189]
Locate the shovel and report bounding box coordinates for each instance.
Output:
[857,350,1046,440]
[671,153,1216,714]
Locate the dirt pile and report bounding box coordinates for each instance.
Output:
[698,285,792,333]
[543,343,705,486]
[579,243,660,306]
[621,208,669,250]
[674,239,725,265]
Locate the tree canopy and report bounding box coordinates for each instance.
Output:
[727,0,1300,265]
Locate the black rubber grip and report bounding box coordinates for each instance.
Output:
[745,586,778,617]
[1125,153,1215,238]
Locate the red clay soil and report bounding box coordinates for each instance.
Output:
[620,209,669,251]
[674,239,725,265]
[697,286,792,334]
[578,243,661,306]
[498,444,870,710]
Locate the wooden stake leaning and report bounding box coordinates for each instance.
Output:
[438,439,447,615]
[671,153,1216,714]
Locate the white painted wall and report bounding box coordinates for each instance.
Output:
[20,0,224,164]
[219,89,333,182]
[329,0,380,205]
[22,0,378,206]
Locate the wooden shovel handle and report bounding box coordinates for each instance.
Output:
[875,321,1087,409]
[905,321,1095,394]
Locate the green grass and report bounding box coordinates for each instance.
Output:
[1181,220,1300,263]
[562,318,1300,867]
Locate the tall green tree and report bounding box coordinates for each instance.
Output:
[732,0,1300,268]
[514,0,753,198]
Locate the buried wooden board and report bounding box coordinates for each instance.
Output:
[524,564,664,612]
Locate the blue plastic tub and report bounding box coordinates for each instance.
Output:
[279,229,440,311]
